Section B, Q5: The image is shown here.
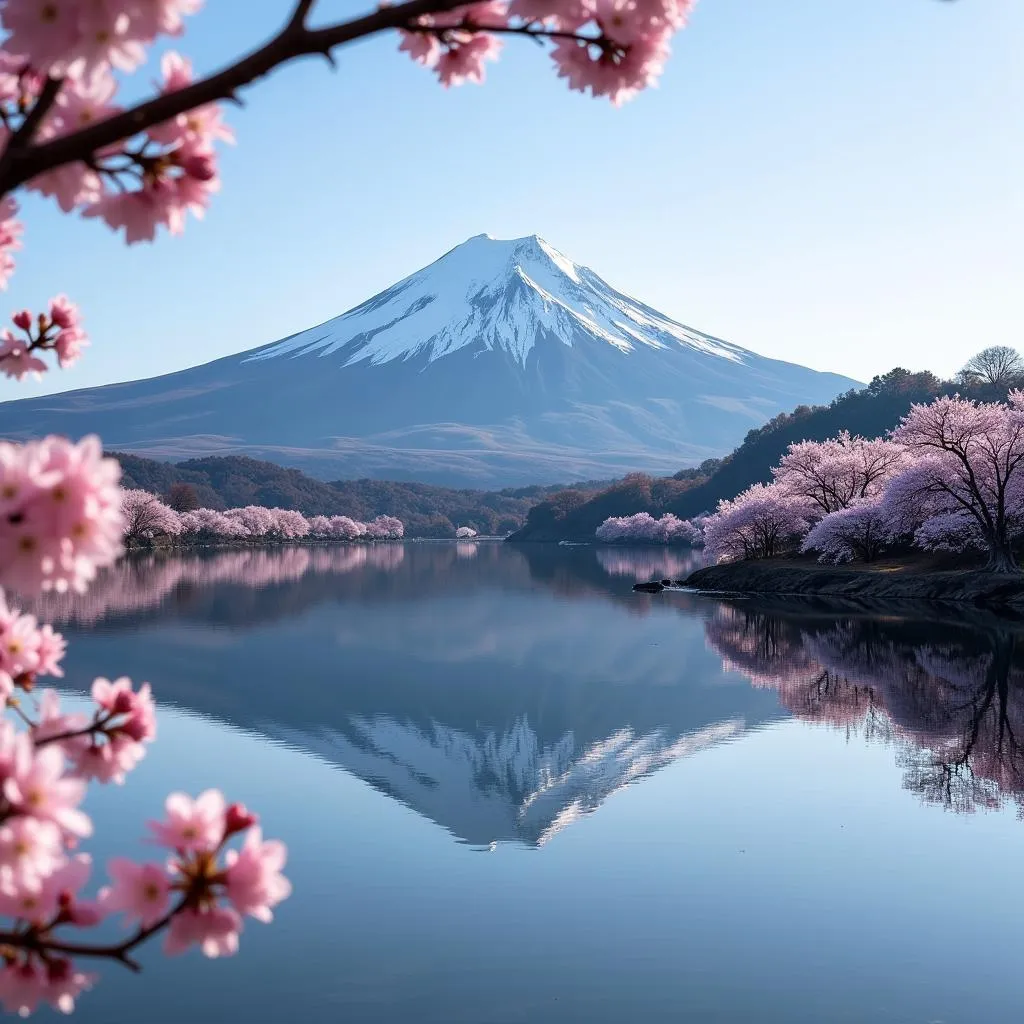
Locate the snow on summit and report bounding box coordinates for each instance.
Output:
[247,233,746,369]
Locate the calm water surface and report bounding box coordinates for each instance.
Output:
[28,542,1024,1023]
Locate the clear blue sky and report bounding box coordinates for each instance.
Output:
[2,0,1021,400]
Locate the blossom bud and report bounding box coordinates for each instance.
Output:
[180,151,216,181]
[224,802,258,835]
[111,690,135,715]
[11,310,31,330]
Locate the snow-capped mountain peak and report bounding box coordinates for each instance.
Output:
[246,233,746,369]
[0,232,860,486]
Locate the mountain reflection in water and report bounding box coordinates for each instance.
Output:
[33,543,1024,845]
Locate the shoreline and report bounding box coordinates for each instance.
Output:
[121,536,510,553]
[682,560,1024,610]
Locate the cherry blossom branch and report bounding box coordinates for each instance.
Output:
[0,0,529,195]
[0,899,185,973]
[0,75,62,179]
[32,711,115,748]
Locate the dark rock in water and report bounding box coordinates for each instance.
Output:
[633,581,665,593]
[660,579,672,586]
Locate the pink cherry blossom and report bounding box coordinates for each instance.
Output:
[0,590,65,695]
[0,194,22,289]
[148,52,234,147]
[91,676,156,743]
[41,958,95,1015]
[0,0,81,75]
[148,789,226,852]
[128,0,204,41]
[0,330,46,379]
[28,72,121,213]
[507,0,589,30]
[551,28,671,106]
[69,734,146,785]
[0,959,45,1018]
[5,740,92,838]
[165,904,242,958]
[436,33,503,86]
[0,434,123,596]
[100,858,172,928]
[224,827,292,923]
[0,815,64,894]
[0,853,94,924]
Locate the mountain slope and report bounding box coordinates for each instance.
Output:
[0,234,859,486]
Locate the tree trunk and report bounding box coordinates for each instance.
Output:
[984,542,1020,574]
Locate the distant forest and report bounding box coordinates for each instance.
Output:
[113,451,610,538]
[509,354,1022,542]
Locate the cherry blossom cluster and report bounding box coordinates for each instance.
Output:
[772,432,907,515]
[664,394,1024,571]
[0,571,290,1017]
[0,296,88,381]
[399,0,695,103]
[123,490,406,544]
[0,434,123,596]
[0,707,288,1015]
[0,4,231,249]
[702,483,812,562]
[106,790,290,959]
[596,511,700,546]
[0,589,64,700]
[800,499,889,564]
[455,526,478,538]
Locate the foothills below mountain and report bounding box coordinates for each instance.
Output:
[0,234,857,487]
[110,366,942,539]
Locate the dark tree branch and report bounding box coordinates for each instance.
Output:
[0,75,63,181]
[0,0,593,196]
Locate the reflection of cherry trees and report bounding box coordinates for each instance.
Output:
[704,604,1024,814]
[595,548,705,582]
[25,544,407,625]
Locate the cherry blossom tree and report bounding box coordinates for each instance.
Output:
[800,499,889,564]
[702,484,811,562]
[179,507,250,540]
[455,526,478,538]
[595,512,701,545]
[120,489,181,543]
[773,432,906,517]
[307,515,332,537]
[329,516,367,542]
[364,515,404,540]
[888,394,1024,572]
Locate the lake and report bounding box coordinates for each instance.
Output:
[27,542,1024,1023]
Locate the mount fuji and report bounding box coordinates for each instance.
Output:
[0,234,858,486]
